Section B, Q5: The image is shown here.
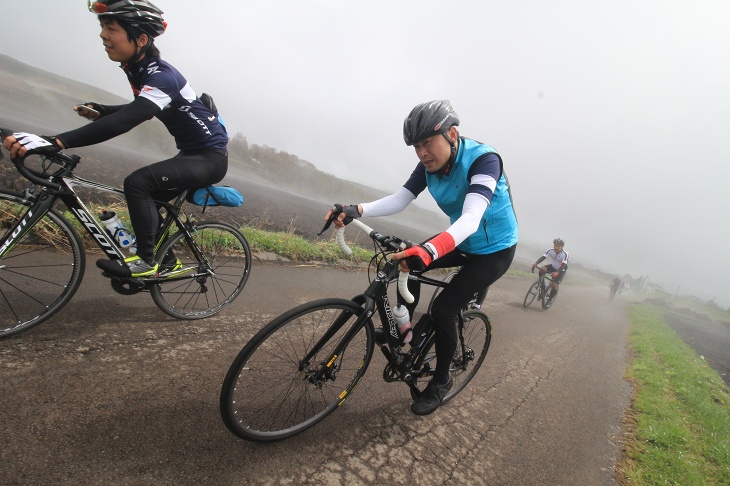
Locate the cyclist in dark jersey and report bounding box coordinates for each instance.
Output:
[609,277,623,299]
[327,100,518,415]
[2,0,228,278]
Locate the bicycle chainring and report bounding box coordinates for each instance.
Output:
[383,363,399,382]
[110,278,146,296]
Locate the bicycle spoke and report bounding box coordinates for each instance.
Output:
[220,299,372,442]
[150,222,250,319]
[0,191,85,338]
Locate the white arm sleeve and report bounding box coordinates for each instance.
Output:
[360,187,416,217]
[444,192,490,246]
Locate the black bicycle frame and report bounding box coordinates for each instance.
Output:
[0,172,190,266]
[303,260,450,389]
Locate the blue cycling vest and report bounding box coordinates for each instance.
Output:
[425,139,518,254]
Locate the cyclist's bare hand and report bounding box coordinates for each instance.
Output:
[552,272,559,279]
[2,134,19,156]
[390,250,411,272]
[324,206,346,229]
[324,204,361,229]
[74,103,100,121]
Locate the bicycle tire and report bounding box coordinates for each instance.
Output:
[523,281,540,308]
[0,190,86,338]
[220,298,374,442]
[542,289,558,309]
[412,309,491,404]
[149,221,251,319]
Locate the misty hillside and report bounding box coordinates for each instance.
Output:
[0,53,447,241]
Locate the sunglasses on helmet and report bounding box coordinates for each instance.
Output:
[88,1,109,14]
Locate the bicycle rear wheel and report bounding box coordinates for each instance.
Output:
[220,298,374,442]
[523,281,539,307]
[0,190,85,338]
[150,221,251,319]
[412,309,491,403]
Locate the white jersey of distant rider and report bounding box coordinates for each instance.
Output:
[542,248,569,270]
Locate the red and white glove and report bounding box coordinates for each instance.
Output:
[402,232,455,271]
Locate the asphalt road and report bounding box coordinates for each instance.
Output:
[1,261,632,485]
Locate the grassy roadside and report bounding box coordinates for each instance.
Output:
[620,304,730,485]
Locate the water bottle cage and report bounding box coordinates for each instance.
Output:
[113,227,134,247]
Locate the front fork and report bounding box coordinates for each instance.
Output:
[0,188,54,258]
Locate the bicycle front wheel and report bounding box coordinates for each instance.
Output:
[150,221,251,319]
[0,190,85,338]
[523,281,540,307]
[542,288,558,309]
[412,309,491,404]
[220,298,374,442]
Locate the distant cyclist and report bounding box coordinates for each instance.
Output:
[531,238,569,301]
[609,277,623,300]
[2,0,228,279]
[326,100,518,415]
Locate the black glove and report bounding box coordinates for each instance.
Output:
[334,203,360,225]
[12,132,60,156]
[82,102,106,116]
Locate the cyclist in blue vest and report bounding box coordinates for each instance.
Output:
[2,0,228,279]
[327,100,518,415]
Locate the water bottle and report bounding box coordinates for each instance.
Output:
[99,210,136,253]
[392,304,412,344]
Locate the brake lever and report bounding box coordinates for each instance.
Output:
[317,218,334,236]
[317,204,342,236]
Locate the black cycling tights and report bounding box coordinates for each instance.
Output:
[124,149,228,263]
[401,244,517,385]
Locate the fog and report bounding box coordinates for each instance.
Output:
[4,1,730,306]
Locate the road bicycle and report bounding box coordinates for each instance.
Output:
[608,286,617,300]
[523,267,558,310]
[609,284,623,301]
[220,214,492,442]
[0,129,251,338]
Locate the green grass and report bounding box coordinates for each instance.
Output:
[240,227,372,263]
[621,304,730,485]
[60,202,375,263]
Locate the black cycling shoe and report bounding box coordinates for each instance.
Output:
[96,256,158,278]
[374,328,387,345]
[411,376,453,415]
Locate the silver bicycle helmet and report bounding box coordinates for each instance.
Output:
[553,238,565,246]
[88,0,166,38]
